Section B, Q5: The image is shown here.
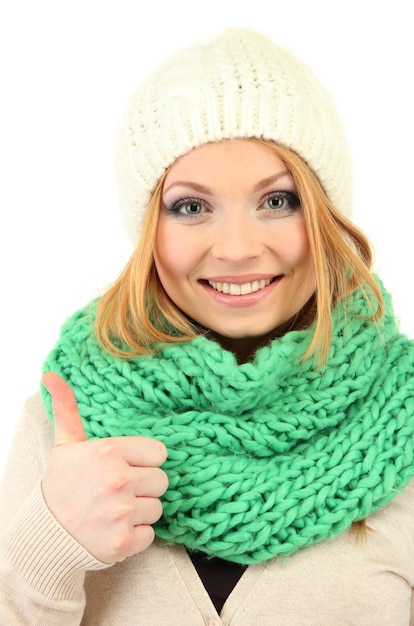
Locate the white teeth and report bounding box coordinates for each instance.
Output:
[208,278,273,295]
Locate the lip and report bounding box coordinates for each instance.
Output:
[199,274,284,307]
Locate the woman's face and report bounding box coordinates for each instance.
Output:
[154,140,316,344]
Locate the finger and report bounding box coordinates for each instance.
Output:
[132,467,169,498]
[112,436,168,468]
[42,372,89,446]
[132,497,163,526]
[119,525,156,561]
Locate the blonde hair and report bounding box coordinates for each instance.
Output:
[96,139,383,363]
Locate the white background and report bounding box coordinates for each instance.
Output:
[1,0,413,477]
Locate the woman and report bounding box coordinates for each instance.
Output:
[1,28,414,624]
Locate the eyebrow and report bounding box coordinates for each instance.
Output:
[252,171,292,192]
[163,171,292,195]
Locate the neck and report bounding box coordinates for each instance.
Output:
[206,295,317,364]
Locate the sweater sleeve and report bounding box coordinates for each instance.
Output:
[0,394,110,625]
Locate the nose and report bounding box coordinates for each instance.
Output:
[211,212,263,264]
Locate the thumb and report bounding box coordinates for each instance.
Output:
[42,372,89,445]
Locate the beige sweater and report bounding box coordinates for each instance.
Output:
[1,394,414,625]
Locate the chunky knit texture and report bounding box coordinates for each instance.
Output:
[41,279,414,565]
[117,28,352,243]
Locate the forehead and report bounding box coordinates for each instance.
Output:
[163,139,289,190]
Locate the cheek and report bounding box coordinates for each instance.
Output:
[154,223,179,272]
[278,221,312,268]
[154,224,200,280]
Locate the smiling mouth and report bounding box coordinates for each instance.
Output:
[206,277,279,295]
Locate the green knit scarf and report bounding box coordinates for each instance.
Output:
[41,277,414,565]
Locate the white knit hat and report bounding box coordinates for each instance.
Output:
[117,28,353,243]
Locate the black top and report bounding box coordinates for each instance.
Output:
[188,550,247,613]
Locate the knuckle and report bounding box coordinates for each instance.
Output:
[111,525,155,559]
[110,530,136,558]
[95,439,121,463]
[110,502,135,522]
[105,470,129,494]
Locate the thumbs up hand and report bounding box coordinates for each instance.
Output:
[41,372,168,564]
